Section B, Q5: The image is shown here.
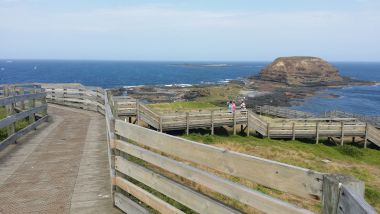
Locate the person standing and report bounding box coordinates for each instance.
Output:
[227,101,232,112]
[231,101,236,113]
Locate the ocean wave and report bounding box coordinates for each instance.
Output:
[164,84,193,87]
[123,85,145,88]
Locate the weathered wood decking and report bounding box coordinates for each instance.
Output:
[0,104,121,214]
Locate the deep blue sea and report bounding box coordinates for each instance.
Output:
[0,60,379,115]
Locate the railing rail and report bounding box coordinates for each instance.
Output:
[40,83,105,115]
[325,110,380,128]
[255,105,316,118]
[0,84,48,150]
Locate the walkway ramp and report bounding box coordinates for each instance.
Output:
[0,105,121,214]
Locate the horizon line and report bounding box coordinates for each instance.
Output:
[2,58,380,63]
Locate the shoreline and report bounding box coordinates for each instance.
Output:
[117,76,379,115]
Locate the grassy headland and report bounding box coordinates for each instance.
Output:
[183,133,380,212]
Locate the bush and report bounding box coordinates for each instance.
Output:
[336,145,364,158]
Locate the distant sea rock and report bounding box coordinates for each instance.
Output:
[258,56,344,86]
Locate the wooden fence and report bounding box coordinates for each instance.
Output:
[108,99,380,147]
[40,83,105,115]
[102,92,377,214]
[255,105,316,118]
[325,110,380,128]
[0,84,48,150]
[112,100,249,135]
[248,112,380,147]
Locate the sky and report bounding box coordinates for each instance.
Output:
[0,0,379,61]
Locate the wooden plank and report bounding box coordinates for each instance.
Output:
[29,87,37,123]
[316,122,320,144]
[0,105,47,129]
[292,122,296,140]
[341,121,345,146]
[4,86,16,137]
[0,115,48,151]
[114,192,150,214]
[116,141,313,214]
[115,157,241,214]
[115,177,185,214]
[115,120,323,199]
[186,112,189,135]
[337,185,377,214]
[104,90,116,203]
[322,174,365,214]
[233,111,237,135]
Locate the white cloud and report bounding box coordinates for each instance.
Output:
[0,5,379,60]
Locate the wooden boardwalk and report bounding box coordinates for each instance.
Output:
[0,104,121,214]
[1,83,376,214]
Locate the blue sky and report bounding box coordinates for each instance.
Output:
[0,0,379,61]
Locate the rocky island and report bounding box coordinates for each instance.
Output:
[115,56,374,108]
[258,56,344,86]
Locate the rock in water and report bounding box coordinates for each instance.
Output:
[259,57,344,86]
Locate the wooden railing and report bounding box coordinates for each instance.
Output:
[102,92,377,214]
[112,96,137,116]
[0,84,48,150]
[40,83,105,115]
[325,110,380,128]
[255,105,316,118]
[367,124,380,148]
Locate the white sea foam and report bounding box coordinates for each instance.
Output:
[123,85,144,89]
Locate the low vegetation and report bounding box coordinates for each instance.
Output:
[193,84,243,106]
[184,133,380,212]
[0,107,31,141]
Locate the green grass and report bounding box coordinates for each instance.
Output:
[0,107,31,141]
[183,133,380,211]
[194,84,243,106]
[148,101,217,110]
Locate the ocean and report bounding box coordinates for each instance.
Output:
[0,60,379,115]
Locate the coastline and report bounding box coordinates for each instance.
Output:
[118,75,379,116]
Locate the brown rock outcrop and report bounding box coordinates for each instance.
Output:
[258,57,344,86]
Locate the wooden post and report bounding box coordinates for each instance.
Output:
[29,87,36,123]
[63,88,67,104]
[322,174,364,214]
[364,123,368,149]
[246,116,250,137]
[267,123,270,139]
[5,86,15,138]
[20,88,25,110]
[315,122,320,144]
[186,112,189,135]
[292,122,296,140]
[340,121,344,146]
[159,117,163,132]
[114,101,119,119]
[211,111,214,135]
[136,102,140,126]
[41,88,47,116]
[233,111,237,135]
